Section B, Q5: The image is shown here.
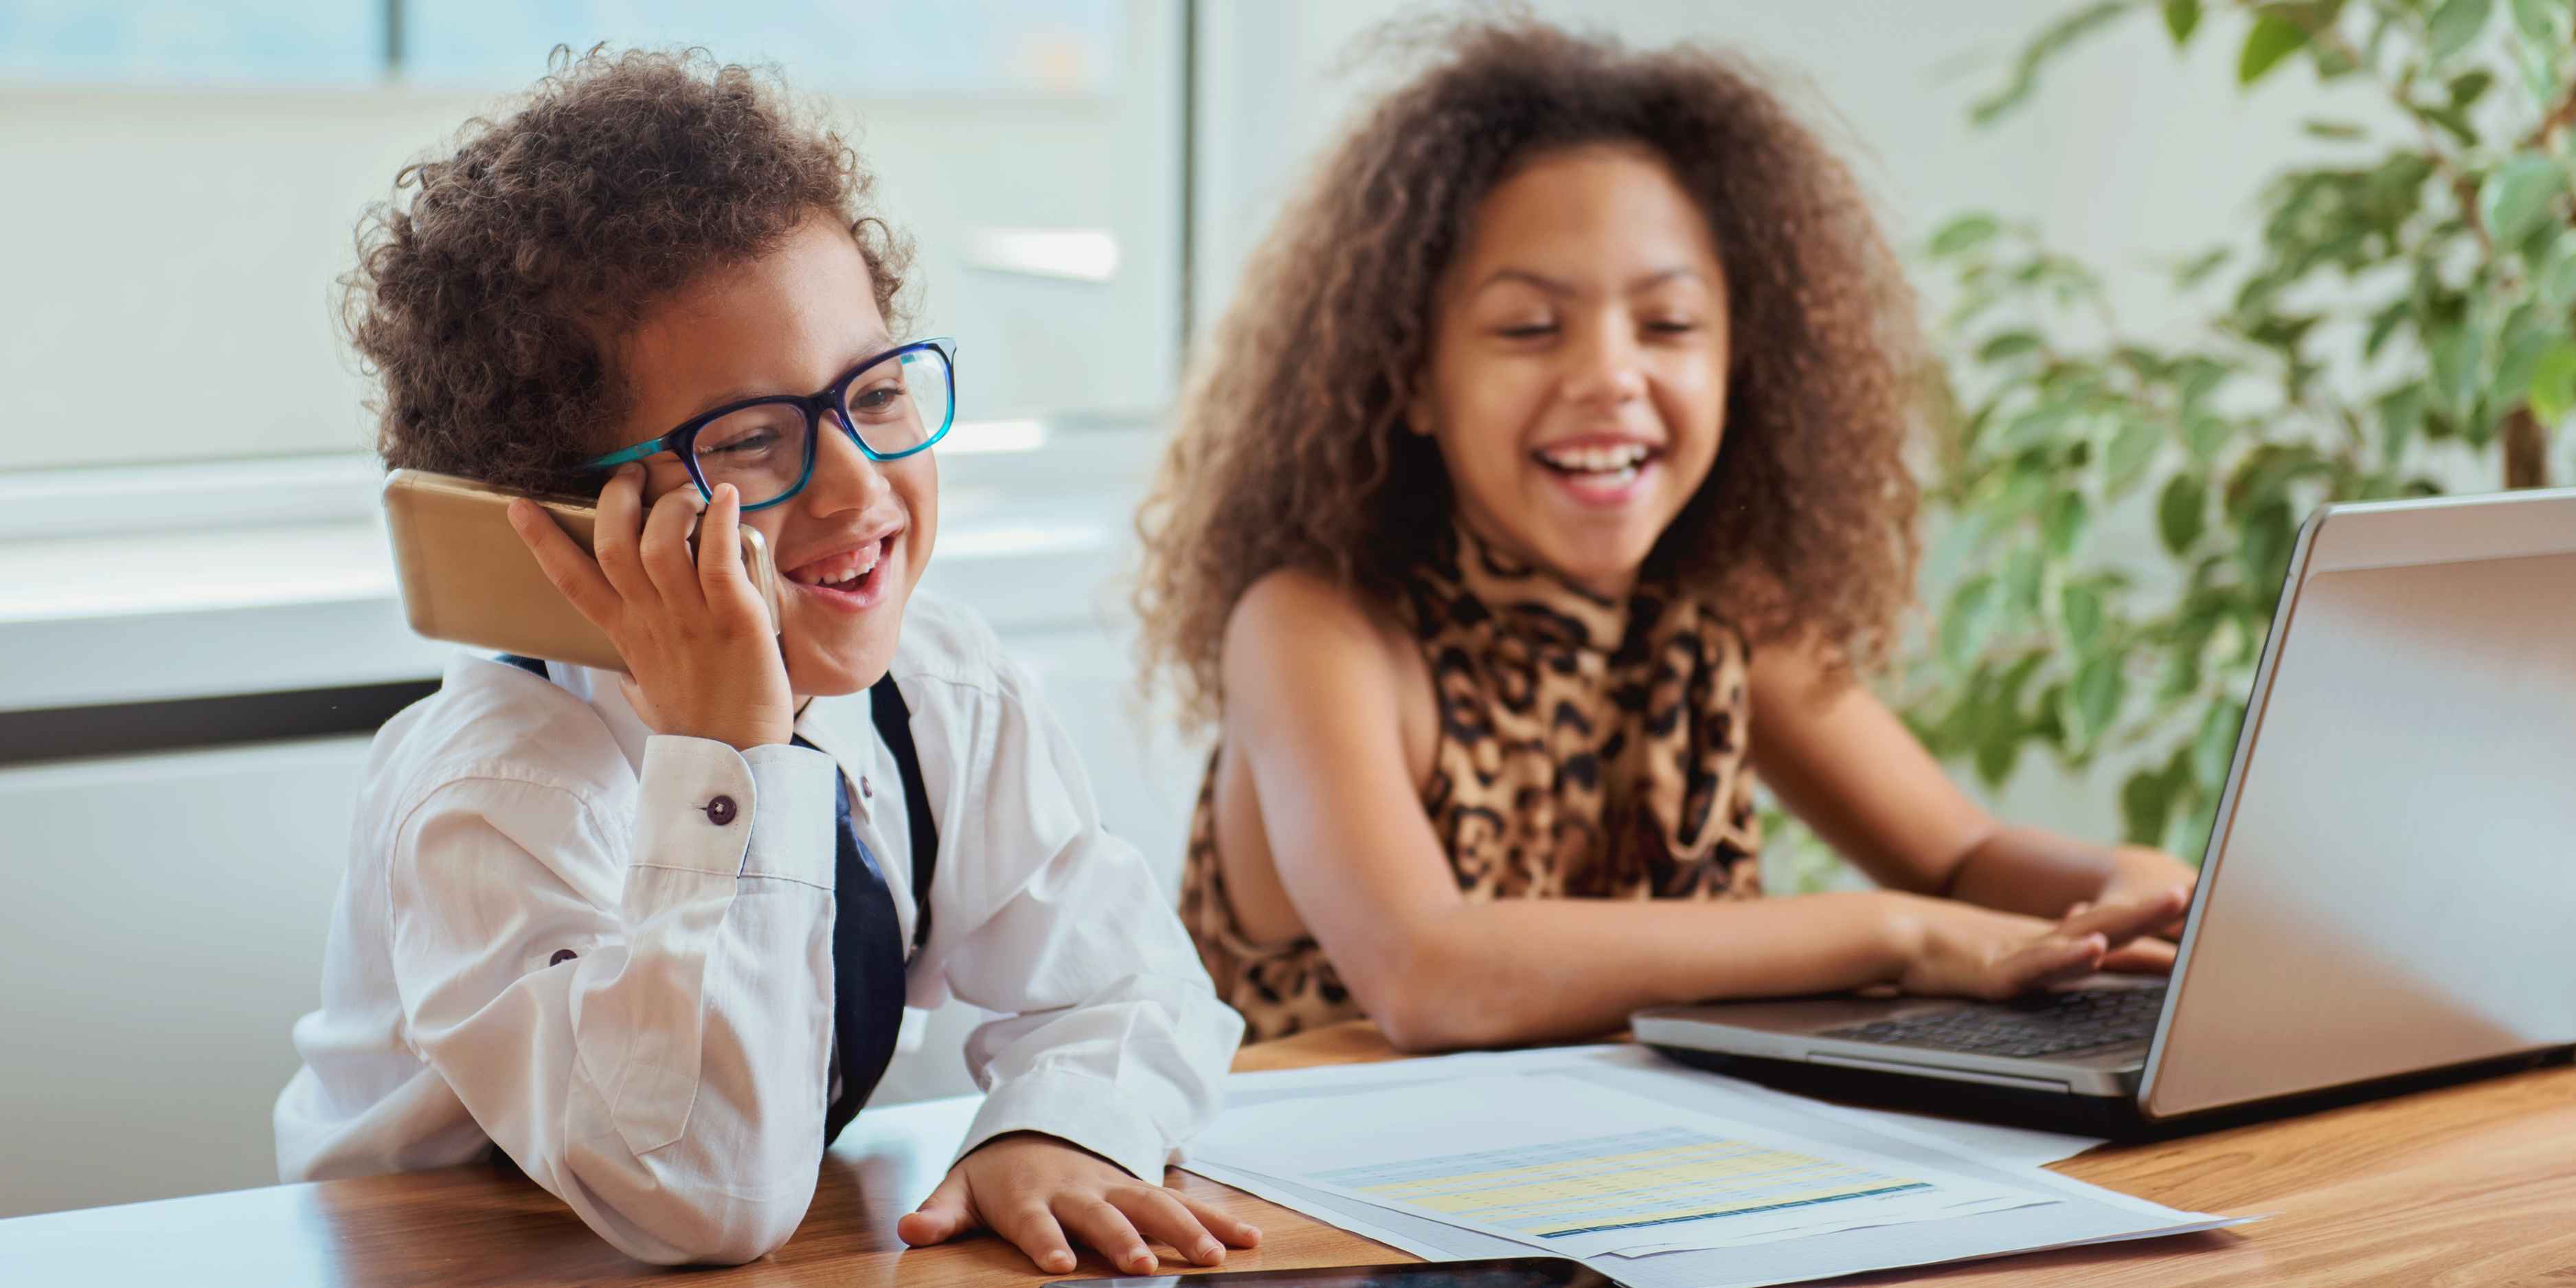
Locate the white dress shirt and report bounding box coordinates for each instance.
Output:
[273,593,1243,1265]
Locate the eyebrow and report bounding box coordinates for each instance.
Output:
[677,335,898,423]
[1470,266,1709,297]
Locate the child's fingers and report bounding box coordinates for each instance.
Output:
[696,484,751,603]
[1993,933,2105,999]
[1177,1193,1263,1249]
[1053,1195,1156,1275]
[508,499,619,633]
[2063,888,2189,947]
[990,1199,1079,1276]
[638,484,707,610]
[1109,1186,1230,1266]
[591,464,654,604]
[2101,938,2179,974]
[894,1172,973,1248]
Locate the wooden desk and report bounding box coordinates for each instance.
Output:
[7,1023,2575,1287]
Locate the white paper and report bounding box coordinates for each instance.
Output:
[1194,1046,2248,1288]
[1200,1072,2053,1258]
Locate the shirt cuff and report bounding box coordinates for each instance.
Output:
[956,1069,1173,1186]
[632,735,837,888]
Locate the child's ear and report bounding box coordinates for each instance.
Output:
[1404,390,1435,438]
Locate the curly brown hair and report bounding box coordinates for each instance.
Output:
[1136,16,1926,727]
[347,46,911,495]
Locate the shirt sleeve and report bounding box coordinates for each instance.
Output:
[908,667,1246,1184]
[384,735,839,1265]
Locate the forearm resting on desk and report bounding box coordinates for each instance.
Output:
[1350,892,1914,1053]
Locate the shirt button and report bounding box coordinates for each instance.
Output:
[860,776,873,800]
[705,794,739,826]
[548,949,578,967]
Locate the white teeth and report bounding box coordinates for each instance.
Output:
[800,539,884,587]
[1539,443,1651,473]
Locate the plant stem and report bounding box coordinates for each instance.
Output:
[2502,407,2551,488]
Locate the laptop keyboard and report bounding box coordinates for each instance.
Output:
[1818,985,2169,1060]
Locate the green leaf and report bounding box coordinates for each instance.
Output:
[2429,0,2495,59]
[2239,499,2298,590]
[2498,321,2559,400]
[2072,653,2128,746]
[2532,339,2576,425]
[1929,213,2002,258]
[2121,769,2177,846]
[2511,0,2571,43]
[2432,321,2481,414]
[1974,720,2023,788]
[2238,14,2311,84]
[2105,416,2162,494]
[2480,157,2568,247]
[2362,299,2410,359]
[2411,101,2478,146]
[2302,118,2367,139]
[2062,582,2106,653]
[1978,330,2046,362]
[2043,491,2092,558]
[2158,474,2208,554]
[2182,413,2228,462]
[2540,241,2576,311]
[2191,700,2246,787]
[2004,544,2046,614]
[2168,793,2218,864]
[1940,575,2004,670]
[2448,69,2496,107]
[2164,0,2203,44]
[2002,400,2081,451]
[1973,1,2134,126]
[2174,247,2233,287]
[2377,385,2426,464]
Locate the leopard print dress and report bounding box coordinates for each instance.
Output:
[1177,525,1765,1043]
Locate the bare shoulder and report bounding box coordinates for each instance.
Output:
[1222,567,1436,788]
[1221,567,1415,705]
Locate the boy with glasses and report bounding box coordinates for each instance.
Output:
[273,49,1254,1272]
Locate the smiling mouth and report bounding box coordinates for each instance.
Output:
[783,534,898,605]
[1533,442,1663,484]
[787,538,883,589]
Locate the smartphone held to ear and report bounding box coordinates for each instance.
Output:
[383,468,783,673]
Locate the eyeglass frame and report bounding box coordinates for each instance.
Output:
[579,337,958,512]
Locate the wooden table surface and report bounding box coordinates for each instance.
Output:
[7,1021,2575,1287]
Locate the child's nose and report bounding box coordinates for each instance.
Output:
[800,414,896,512]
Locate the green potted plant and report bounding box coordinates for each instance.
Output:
[1775,0,2576,891]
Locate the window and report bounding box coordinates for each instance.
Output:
[0,0,1175,475]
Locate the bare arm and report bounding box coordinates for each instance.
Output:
[1219,574,2116,1053]
[1747,640,2195,923]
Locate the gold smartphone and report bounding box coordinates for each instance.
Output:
[383,468,783,673]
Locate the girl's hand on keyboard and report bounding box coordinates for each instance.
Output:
[1893,888,2187,1001]
[2094,846,2199,939]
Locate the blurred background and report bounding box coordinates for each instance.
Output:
[3,0,2568,1221]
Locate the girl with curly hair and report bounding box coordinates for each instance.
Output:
[1136,19,2197,1051]
[274,49,1256,1272]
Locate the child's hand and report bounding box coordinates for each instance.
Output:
[2095,846,2198,939]
[512,467,795,751]
[896,1132,1262,1276]
[1890,888,2187,1002]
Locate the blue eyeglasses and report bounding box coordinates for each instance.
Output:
[582,338,957,510]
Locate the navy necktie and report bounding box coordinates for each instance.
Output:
[797,734,909,1146]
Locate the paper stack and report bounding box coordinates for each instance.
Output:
[1187,1046,2244,1288]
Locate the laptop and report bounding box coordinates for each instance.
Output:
[1635,486,2576,1136]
